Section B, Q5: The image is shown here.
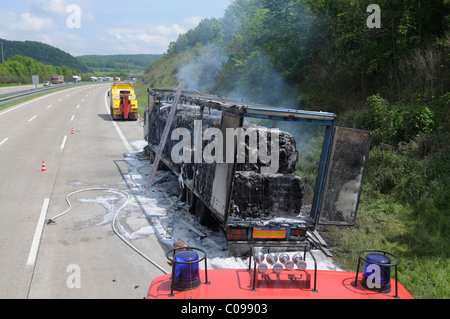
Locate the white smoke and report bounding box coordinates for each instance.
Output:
[176,43,228,91]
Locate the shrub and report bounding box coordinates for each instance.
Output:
[398,101,434,141]
[432,92,450,132]
[366,94,396,144]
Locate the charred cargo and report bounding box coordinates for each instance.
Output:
[143,89,372,256]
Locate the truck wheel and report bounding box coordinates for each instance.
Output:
[195,200,214,226]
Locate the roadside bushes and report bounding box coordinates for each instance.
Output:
[0,55,78,84]
[335,94,449,298]
[342,91,449,207]
[344,92,447,146]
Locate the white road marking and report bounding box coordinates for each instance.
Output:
[28,115,37,122]
[0,138,8,147]
[70,115,75,122]
[27,198,50,266]
[61,135,67,150]
[0,90,73,118]
[46,105,52,109]
[104,91,133,152]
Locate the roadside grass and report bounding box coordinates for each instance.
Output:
[325,141,449,299]
[134,83,149,117]
[0,83,28,88]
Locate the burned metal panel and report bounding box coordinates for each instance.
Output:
[210,111,243,223]
[317,127,372,226]
[144,108,149,142]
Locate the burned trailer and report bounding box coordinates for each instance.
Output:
[144,89,372,256]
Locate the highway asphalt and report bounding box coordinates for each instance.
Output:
[0,83,171,298]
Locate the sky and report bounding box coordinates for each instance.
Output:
[0,0,233,56]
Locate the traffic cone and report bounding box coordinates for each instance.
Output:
[71,128,75,135]
[41,161,47,173]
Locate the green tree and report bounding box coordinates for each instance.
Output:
[0,55,78,84]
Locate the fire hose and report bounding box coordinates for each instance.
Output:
[46,187,169,275]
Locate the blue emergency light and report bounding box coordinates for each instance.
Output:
[173,250,201,291]
[362,253,392,292]
[167,247,209,295]
[354,250,400,296]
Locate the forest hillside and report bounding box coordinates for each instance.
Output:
[0,38,88,72]
[76,54,162,75]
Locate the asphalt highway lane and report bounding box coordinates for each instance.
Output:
[0,83,170,298]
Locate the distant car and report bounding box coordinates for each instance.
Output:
[43,81,50,87]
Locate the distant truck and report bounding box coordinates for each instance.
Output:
[51,75,64,84]
[73,75,81,83]
[144,89,372,256]
[109,82,138,120]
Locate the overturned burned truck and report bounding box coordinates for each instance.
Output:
[143,89,372,256]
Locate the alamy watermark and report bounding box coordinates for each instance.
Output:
[66,264,81,289]
[365,264,382,289]
[170,120,280,174]
[367,4,381,29]
[66,4,81,29]
[64,4,379,31]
